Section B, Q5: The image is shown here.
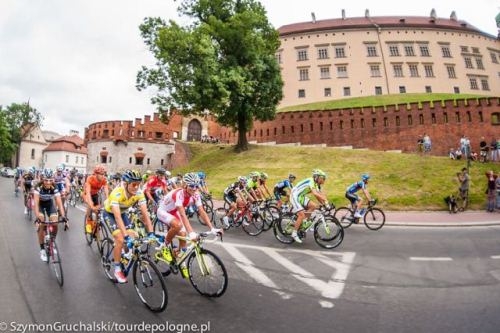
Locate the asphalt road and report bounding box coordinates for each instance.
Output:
[1,177,500,333]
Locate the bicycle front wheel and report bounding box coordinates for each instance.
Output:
[334,207,354,229]
[187,248,228,297]
[213,207,230,230]
[100,238,115,281]
[49,241,64,286]
[363,208,386,230]
[242,214,264,236]
[273,213,295,244]
[133,257,168,312]
[314,217,344,249]
[261,205,280,231]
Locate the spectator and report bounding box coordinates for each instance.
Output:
[449,148,456,160]
[496,172,500,210]
[417,135,424,154]
[455,148,462,160]
[479,137,488,163]
[460,135,471,159]
[485,171,497,212]
[470,151,478,161]
[457,167,470,211]
[422,133,431,154]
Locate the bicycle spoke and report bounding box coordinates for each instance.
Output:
[132,258,168,312]
[314,217,344,249]
[49,241,64,286]
[364,208,386,230]
[187,249,228,297]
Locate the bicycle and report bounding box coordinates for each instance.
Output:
[35,216,68,286]
[68,185,78,207]
[100,236,168,312]
[84,208,109,254]
[213,201,265,236]
[335,199,386,230]
[260,199,281,232]
[273,204,344,249]
[152,231,228,297]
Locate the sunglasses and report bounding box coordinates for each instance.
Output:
[187,184,199,189]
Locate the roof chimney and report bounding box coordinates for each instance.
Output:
[311,12,316,23]
[450,11,457,21]
[430,8,437,19]
[342,9,346,20]
[365,9,370,18]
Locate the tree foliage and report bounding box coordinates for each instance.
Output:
[0,102,43,165]
[136,0,283,151]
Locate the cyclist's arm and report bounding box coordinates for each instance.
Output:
[84,182,95,209]
[311,188,327,205]
[33,192,42,219]
[362,188,372,202]
[177,205,194,234]
[196,204,216,230]
[111,204,128,237]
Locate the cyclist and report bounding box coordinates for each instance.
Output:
[141,170,153,186]
[83,164,109,233]
[290,169,328,243]
[221,176,251,227]
[273,173,296,210]
[257,172,273,200]
[156,172,221,276]
[22,167,36,214]
[144,168,168,204]
[54,164,71,209]
[345,173,373,219]
[245,172,260,202]
[197,171,210,195]
[33,169,68,262]
[102,169,156,283]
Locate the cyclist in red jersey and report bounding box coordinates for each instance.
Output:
[144,168,168,204]
[83,165,109,233]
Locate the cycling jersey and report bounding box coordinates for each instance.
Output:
[246,178,258,190]
[85,175,107,195]
[54,172,67,192]
[23,174,35,190]
[346,181,366,194]
[104,186,146,213]
[34,185,61,202]
[290,177,321,211]
[275,179,293,191]
[224,181,245,195]
[159,188,202,214]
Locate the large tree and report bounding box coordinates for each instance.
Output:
[0,102,43,166]
[136,0,283,151]
[0,107,16,164]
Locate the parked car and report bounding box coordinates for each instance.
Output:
[1,167,15,177]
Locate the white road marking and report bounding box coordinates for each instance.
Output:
[491,255,500,259]
[409,257,453,261]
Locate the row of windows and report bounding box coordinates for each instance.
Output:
[289,43,496,66]
[297,82,490,99]
[297,63,490,84]
[98,155,165,166]
[250,111,487,138]
[32,150,86,165]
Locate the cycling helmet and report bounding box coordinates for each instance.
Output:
[362,173,370,181]
[165,170,171,177]
[156,168,166,175]
[183,172,200,187]
[122,169,142,183]
[112,172,122,180]
[312,169,327,178]
[288,173,296,179]
[238,176,247,184]
[197,171,206,180]
[94,164,106,175]
[43,168,54,179]
[249,171,260,178]
[260,172,268,180]
[56,164,64,172]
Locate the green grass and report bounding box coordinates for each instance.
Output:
[278,93,487,112]
[173,142,497,211]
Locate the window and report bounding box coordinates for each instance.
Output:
[455,112,461,123]
[492,112,500,125]
[297,49,308,61]
[467,111,472,122]
[361,119,365,128]
[65,155,69,163]
[431,113,436,124]
[343,87,351,96]
[372,118,377,128]
[147,158,150,165]
[491,52,498,64]
[481,79,490,91]
[335,46,346,58]
[350,119,355,129]
[393,64,403,77]
[31,149,35,159]
[469,78,478,90]
[409,64,419,77]
[464,57,473,69]
[155,132,163,139]
[370,64,381,77]
[389,45,400,56]
[460,46,469,53]
[424,64,434,77]
[298,89,306,98]
[135,157,144,165]
[472,47,480,54]
[475,58,484,70]
[425,86,432,93]
[454,86,460,94]
[375,86,382,95]
[299,68,309,81]
[419,114,424,125]
[108,157,112,163]
[161,158,164,165]
[441,46,452,58]
[318,48,328,59]
[444,112,448,123]
[324,88,332,97]
[319,66,330,79]
[101,155,107,163]
[446,65,456,78]
[367,45,378,57]
[399,86,406,93]
[408,115,413,125]
[337,66,348,78]
[275,52,282,64]
[404,45,415,56]
[396,116,400,126]
[419,45,430,57]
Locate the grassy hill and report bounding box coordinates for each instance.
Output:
[173,142,497,211]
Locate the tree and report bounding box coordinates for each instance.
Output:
[136,0,283,151]
[0,107,16,164]
[0,102,43,166]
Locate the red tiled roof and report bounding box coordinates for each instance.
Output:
[278,16,485,37]
[43,135,87,154]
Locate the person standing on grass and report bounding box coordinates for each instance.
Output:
[485,171,497,212]
[457,168,470,210]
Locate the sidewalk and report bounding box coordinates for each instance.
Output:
[385,210,500,227]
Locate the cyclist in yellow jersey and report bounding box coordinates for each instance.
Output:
[103,169,156,283]
[289,169,328,244]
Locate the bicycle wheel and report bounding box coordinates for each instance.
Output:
[100,238,115,281]
[187,248,228,297]
[262,205,280,231]
[213,207,230,230]
[363,208,386,230]
[314,217,344,249]
[95,220,109,254]
[153,217,166,234]
[69,191,76,207]
[132,257,168,312]
[334,207,354,229]
[273,212,295,244]
[197,205,214,226]
[84,215,94,246]
[242,214,264,236]
[48,240,64,286]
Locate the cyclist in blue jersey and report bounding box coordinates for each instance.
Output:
[289,169,328,244]
[345,173,373,218]
[273,173,296,209]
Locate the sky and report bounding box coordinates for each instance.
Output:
[1,0,498,137]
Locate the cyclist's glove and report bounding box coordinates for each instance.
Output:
[189,231,199,241]
[146,232,158,243]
